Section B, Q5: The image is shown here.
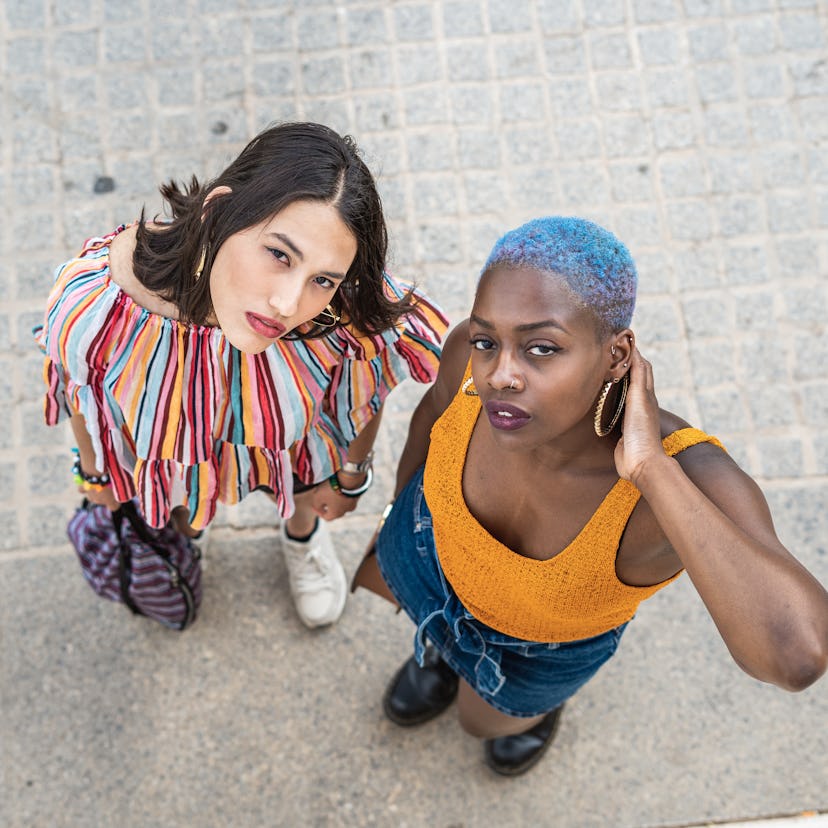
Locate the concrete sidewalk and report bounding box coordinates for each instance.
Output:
[3,0,828,825]
[715,817,828,828]
[2,484,827,827]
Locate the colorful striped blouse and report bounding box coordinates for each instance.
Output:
[36,227,448,530]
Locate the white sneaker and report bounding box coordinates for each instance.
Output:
[279,519,347,628]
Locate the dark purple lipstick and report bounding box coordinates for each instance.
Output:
[484,400,531,431]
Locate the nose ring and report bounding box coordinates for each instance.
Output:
[509,378,517,390]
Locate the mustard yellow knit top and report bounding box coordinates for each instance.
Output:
[423,370,725,643]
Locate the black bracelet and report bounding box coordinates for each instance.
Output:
[328,466,373,498]
[71,448,111,487]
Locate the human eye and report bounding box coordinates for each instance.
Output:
[313,274,338,290]
[527,343,560,356]
[469,337,495,351]
[267,247,290,265]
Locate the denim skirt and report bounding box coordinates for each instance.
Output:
[375,465,628,718]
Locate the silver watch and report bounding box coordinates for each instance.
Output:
[340,450,374,475]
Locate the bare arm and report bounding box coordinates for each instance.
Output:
[69,412,120,510]
[394,320,471,497]
[309,404,385,520]
[615,348,828,691]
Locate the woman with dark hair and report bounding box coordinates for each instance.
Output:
[36,121,447,628]
[354,216,828,775]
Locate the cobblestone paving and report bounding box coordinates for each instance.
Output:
[1,2,827,826]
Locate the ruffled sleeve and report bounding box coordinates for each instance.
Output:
[288,273,448,484]
[36,237,447,529]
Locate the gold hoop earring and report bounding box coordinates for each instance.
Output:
[461,377,478,396]
[194,245,207,281]
[312,304,340,329]
[594,373,629,437]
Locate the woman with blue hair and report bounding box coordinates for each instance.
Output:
[354,216,828,776]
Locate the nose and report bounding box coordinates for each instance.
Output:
[487,352,520,391]
[267,273,304,320]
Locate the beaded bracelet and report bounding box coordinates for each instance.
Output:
[328,466,373,498]
[71,448,111,492]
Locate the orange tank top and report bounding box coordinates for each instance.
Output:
[422,369,725,643]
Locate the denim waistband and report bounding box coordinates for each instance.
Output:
[414,591,509,696]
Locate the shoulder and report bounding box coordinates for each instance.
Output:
[657,408,693,438]
[109,223,181,319]
[411,319,471,421]
[656,407,731,474]
[436,319,471,391]
[656,408,776,538]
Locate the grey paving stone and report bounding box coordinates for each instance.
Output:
[748,384,799,428]
[405,86,451,125]
[653,110,697,151]
[442,1,486,37]
[393,4,435,42]
[489,0,534,33]
[800,382,828,427]
[739,334,790,382]
[345,7,389,45]
[695,63,739,102]
[301,55,346,95]
[637,28,680,65]
[555,119,602,159]
[494,37,542,78]
[543,35,588,74]
[708,153,756,194]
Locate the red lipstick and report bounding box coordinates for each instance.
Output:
[246,312,286,339]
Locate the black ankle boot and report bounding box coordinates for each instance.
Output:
[383,646,459,726]
[483,704,564,776]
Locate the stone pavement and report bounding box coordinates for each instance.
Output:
[2,1,827,826]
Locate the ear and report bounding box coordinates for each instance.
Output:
[201,185,232,221]
[604,328,634,382]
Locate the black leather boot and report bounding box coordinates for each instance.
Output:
[383,646,459,726]
[483,704,564,776]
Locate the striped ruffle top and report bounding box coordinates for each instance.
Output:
[36,227,448,530]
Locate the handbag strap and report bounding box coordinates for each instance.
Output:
[118,500,162,546]
[111,506,142,616]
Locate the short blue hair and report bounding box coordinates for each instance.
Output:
[482,216,637,335]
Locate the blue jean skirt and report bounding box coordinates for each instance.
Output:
[375,466,628,718]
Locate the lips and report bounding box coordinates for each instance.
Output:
[483,400,531,431]
[245,312,286,339]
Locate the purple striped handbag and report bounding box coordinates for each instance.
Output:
[67,499,202,630]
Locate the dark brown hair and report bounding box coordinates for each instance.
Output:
[134,121,412,337]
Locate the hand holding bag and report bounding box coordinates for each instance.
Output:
[67,499,203,630]
[350,501,400,607]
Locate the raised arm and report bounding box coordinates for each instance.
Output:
[394,319,471,496]
[615,347,828,691]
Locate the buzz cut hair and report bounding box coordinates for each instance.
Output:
[481,216,637,336]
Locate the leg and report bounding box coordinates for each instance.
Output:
[456,679,564,776]
[456,679,546,738]
[279,489,347,628]
[284,490,317,537]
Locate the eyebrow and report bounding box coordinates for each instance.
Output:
[266,232,347,281]
[470,314,571,334]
